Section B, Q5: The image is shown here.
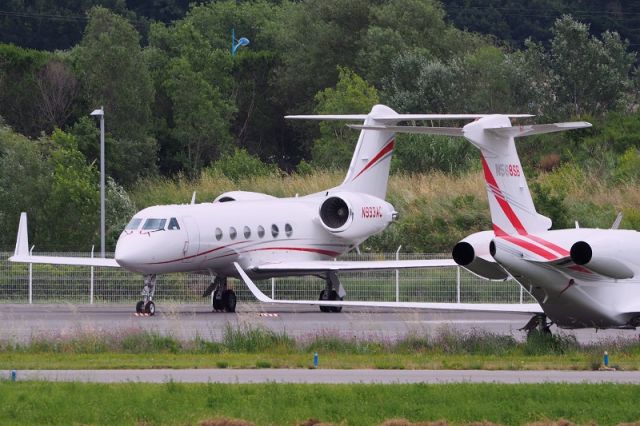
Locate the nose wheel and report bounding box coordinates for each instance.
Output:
[135,274,157,316]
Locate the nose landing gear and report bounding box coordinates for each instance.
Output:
[135,274,157,316]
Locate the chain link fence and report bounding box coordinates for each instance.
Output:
[0,252,535,305]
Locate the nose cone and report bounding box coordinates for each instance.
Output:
[115,235,144,270]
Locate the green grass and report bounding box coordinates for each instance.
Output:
[1,326,639,371]
[1,382,639,425]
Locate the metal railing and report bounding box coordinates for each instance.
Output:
[0,252,535,305]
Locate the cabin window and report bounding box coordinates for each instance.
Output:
[167,217,180,230]
[142,218,166,231]
[125,218,142,230]
[271,224,279,238]
[257,225,265,238]
[229,226,237,240]
[285,223,293,237]
[243,226,251,239]
[215,228,223,241]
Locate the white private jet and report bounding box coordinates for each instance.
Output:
[241,110,640,333]
[12,104,506,316]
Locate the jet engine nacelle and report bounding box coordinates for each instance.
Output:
[570,240,634,279]
[318,192,396,240]
[213,191,276,203]
[452,231,509,280]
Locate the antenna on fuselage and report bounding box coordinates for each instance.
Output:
[191,192,196,205]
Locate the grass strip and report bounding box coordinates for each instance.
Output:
[1,382,639,425]
[1,325,639,370]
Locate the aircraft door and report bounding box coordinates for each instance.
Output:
[181,216,200,263]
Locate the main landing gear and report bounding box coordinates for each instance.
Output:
[135,274,157,316]
[203,275,237,312]
[521,314,552,338]
[319,271,345,313]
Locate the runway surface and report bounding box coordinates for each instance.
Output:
[3,368,639,384]
[1,302,638,343]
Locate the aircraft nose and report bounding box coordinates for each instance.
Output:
[114,238,142,269]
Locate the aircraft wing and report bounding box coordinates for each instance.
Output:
[9,212,120,268]
[252,258,457,273]
[234,263,543,314]
[9,254,120,268]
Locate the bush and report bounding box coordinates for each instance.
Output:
[206,148,278,182]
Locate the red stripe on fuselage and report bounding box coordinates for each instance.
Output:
[526,234,570,257]
[352,139,395,180]
[500,235,558,260]
[480,154,527,235]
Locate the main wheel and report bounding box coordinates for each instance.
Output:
[135,300,145,314]
[328,290,342,313]
[212,289,225,311]
[223,290,237,313]
[144,301,155,316]
[318,288,333,312]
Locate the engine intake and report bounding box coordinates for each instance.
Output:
[319,197,351,229]
[452,231,509,280]
[570,240,634,279]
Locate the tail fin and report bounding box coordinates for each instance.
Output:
[13,212,30,258]
[287,105,497,200]
[356,116,591,235]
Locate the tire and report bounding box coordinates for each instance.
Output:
[319,289,331,313]
[135,301,145,314]
[212,289,225,311]
[144,301,155,316]
[328,290,342,313]
[223,290,237,313]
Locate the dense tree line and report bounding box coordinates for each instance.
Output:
[1,0,639,251]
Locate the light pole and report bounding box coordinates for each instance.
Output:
[90,106,105,258]
[231,28,250,56]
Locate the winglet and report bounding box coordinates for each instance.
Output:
[233,262,273,303]
[14,212,30,258]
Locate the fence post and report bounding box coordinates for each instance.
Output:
[28,245,34,304]
[456,266,461,303]
[90,245,95,305]
[271,277,275,299]
[519,284,523,304]
[395,246,401,302]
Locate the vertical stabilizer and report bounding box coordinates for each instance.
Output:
[336,104,397,199]
[462,116,551,235]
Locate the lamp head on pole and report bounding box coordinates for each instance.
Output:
[90,108,104,117]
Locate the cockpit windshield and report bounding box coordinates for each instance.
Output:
[125,218,143,230]
[142,218,167,231]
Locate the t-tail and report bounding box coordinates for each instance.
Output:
[353,114,591,235]
[287,105,507,201]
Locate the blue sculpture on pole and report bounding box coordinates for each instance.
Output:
[231,28,250,56]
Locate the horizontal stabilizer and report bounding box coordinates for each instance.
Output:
[286,113,533,123]
[485,122,592,138]
[253,258,457,273]
[348,125,464,137]
[234,263,543,314]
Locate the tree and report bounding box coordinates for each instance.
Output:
[36,59,79,132]
[310,67,379,169]
[547,15,637,116]
[162,57,235,177]
[72,7,157,185]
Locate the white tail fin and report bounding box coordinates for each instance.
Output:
[286,105,515,200]
[356,115,591,235]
